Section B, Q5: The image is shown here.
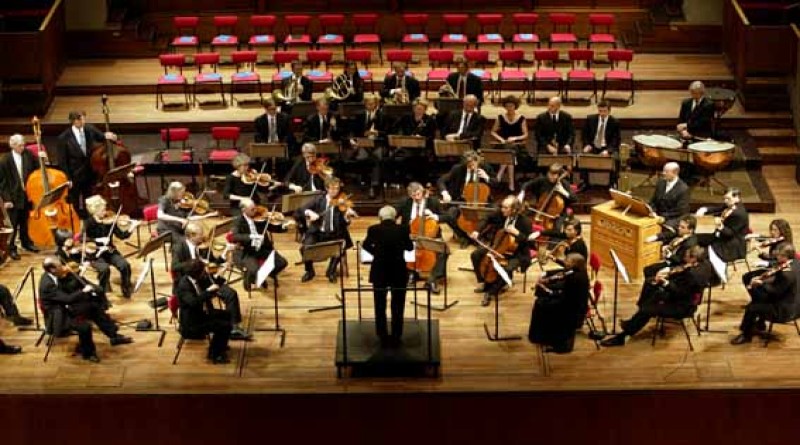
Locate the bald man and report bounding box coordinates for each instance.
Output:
[649,162,690,230]
[535,97,575,154]
[677,81,715,140]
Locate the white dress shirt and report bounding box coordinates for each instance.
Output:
[72,125,87,154]
[12,151,24,189]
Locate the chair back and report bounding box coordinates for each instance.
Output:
[428,49,455,68]
[194,52,220,73]
[607,49,633,70]
[476,14,502,33]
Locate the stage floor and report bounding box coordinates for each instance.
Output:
[0,165,799,394]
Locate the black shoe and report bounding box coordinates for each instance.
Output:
[21,244,39,253]
[0,344,22,354]
[600,334,626,347]
[481,293,491,307]
[301,271,315,282]
[474,284,486,294]
[730,334,752,345]
[211,354,230,364]
[9,250,20,261]
[326,270,337,283]
[10,315,33,326]
[230,328,252,341]
[83,354,101,363]
[428,282,441,295]
[110,335,133,346]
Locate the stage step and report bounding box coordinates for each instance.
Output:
[749,128,798,147]
[757,145,800,164]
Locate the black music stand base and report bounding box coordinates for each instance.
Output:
[484,293,522,342]
[251,279,287,347]
[335,320,440,378]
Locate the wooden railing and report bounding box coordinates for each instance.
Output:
[0,0,65,90]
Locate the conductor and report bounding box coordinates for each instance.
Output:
[362,206,413,347]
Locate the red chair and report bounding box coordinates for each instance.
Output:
[426,49,454,98]
[549,13,578,48]
[440,14,470,49]
[284,15,313,50]
[159,128,192,162]
[351,13,382,62]
[305,50,334,83]
[476,13,505,57]
[170,16,200,54]
[401,14,430,49]
[531,49,562,103]
[565,49,596,102]
[142,203,160,237]
[317,14,345,56]
[345,49,374,92]
[192,52,225,106]
[208,126,241,162]
[167,295,179,325]
[230,50,262,105]
[603,49,634,104]
[271,50,301,86]
[496,49,528,102]
[248,15,278,61]
[589,252,602,279]
[511,13,540,49]
[210,15,239,56]
[588,14,617,48]
[156,54,189,109]
[24,143,44,157]
[385,49,414,76]
[464,49,493,95]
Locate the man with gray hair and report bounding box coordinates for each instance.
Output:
[362,205,413,346]
[443,94,486,149]
[284,143,326,193]
[677,80,715,140]
[0,134,40,259]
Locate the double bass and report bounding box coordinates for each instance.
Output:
[26,116,81,247]
[407,189,439,274]
[90,95,142,217]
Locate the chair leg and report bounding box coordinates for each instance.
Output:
[763,321,774,347]
[651,317,660,346]
[679,318,694,352]
[794,319,800,336]
[172,336,186,365]
[42,334,55,363]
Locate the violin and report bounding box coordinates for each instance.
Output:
[95,209,136,232]
[307,157,333,177]
[651,262,696,285]
[177,192,212,215]
[747,260,792,290]
[241,169,275,187]
[757,236,784,249]
[252,205,287,225]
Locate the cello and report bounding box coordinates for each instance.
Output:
[407,188,439,275]
[455,157,492,236]
[90,95,143,217]
[26,116,81,248]
[529,167,570,232]
[476,222,519,286]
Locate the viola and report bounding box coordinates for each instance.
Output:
[307,157,333,177]
[241,169,275,187]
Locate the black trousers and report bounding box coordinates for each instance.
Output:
[643,261,670,280]
[739,286,776,333]
[302,231,342,273]
[73,307,119,358]
[374,285,407,339]
[68,178,94,220]
[217,285,243,325]
[470,248,520,296]
[186,308,232,358]
[7,204,33,250]
[239,250,288,289]
[623,285,693,336]
[93,251,132,297]
[0,285,20,318]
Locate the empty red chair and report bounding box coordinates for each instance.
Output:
[476,14,505,48]
[565,49,596,102]
[440,14,470,49]
[345,49,374,91]
[603,49,634,103]
[531,49,562,102]
[284,15,312,50]
[156,54,189,108]
[496,49,528,101]
[588,14,616,48]
[230,51,262,104]
[171,16,200,53]
[401,14,430,49]
[270,50,301,85]
[210,16,239,53]
[305,50,334,83]
[192,52,225,106]
[208,127,241,162]
[351,14,382,62]
[511,13,540,48]
[549,13,578,48]
[249,15,277,58]
[426,49,455,98]
[159,128,192,163]
[317,14,345,51]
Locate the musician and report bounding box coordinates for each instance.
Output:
[296,176,356,283]
[279,61,313,112]
[331,61,365,108]
[644,215,698,279]
[443,95,486,150]
[231,199,289,291]
[362,206,414,347]
[347,94,387,199]
[470,195,532,306]
[0,283,33,326]
[254,99,293,147]
[380,62,421,103]
[394,182,448,294]
[446,58,484,105]
[490,95,530,189]
[302,99,341,144]
[0,134,40,259]
[649,162,690,230]
[581,101,620,155]
[156,182,189,239]
[742,219,793,289]
[174,259,232,364]
[518,163,577,231]
[533,217,587,268]
[601,246,712,347]
[695,188,749,263]
[84,195,138,298]
[285,143,327,193]
[527,253,590,353]
[224,154,277,217]
[40,256,133,363]
[535,97,575,154]
[56,111,117,219]
[438,150,496,241]
[392,99,437,183]
[731,243,800,345]
[677,81,715,140]
[0,339,22,355]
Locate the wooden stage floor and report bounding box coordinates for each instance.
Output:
[1,164,799,395]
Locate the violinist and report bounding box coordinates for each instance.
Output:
[231,198,289,291]
[0,134,40,259]
[393,182,447,294]
[438,150,496,241]
[527,253,590,353]
[443,95,486,150]
[695,188,749,263]
[518,163,576,232]
[743,219,793,289]
[533,217,587,268]
[0,283,33,326]
[469,195,532,307]
[601,246,712,347]
[84,195,138,298]
[731,243,800,345]
[224,154,279,217]
[284,143,327,193]
[643,214,698,279]
[172,223,251,340]
[39,256,133,363]
[296,176,356,283]
[391,99,437,183]
[347,94,387,200]
[56,111,117,219]
[156,182,215,239]
[302,99,341,144]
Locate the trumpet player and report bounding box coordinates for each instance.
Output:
[446,58,484,105]
[380,62,420,104]
[302,99,341,144]
[644,214,698,279]
[329,61,364,110]
[348,94,386,199]
[443,95,485,150]
[278,61,312,112]
[732,243,799,345]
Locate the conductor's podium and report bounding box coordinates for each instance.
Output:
[590,196,662,281]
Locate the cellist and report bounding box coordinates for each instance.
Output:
[393,182,448,295]
[518,163,576,233]
[438,150,496,242]
[469,195,532,307]
[0,134,40,259]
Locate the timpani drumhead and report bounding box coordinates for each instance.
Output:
[688,141,735,153]
[632,134,683,149]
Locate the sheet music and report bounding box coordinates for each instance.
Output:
[708,246,728,284]
[609,249,631,284]
[490,255,513,287]
[133,260,151,294]
[360,248,374,264]
[256,251,276,288]
[403,249,416,263]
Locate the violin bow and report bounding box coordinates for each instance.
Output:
[248,162,269,200]
[186,189,209,219]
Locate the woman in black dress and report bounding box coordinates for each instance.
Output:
[223,153,279,217]
[490,95,529,190]
[742,218,793,288]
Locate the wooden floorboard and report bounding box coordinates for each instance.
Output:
[1,165,799,394]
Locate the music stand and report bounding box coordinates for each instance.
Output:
[101,162,138,208]
[290,101,316,120]
[434,98,462,117]
[412,237,458,311]
[133,231,172,347]
[315,141,340,156]
[12,266,44,340]
[609,188,653,217]
[251,251,287,348]
[481,148,515,166]
[388,135,426,150]
[382,104,412,120]
[34,183,75,236]
[248,142,287,176]
[281,191,323,214]
[537,154,575,170]
[338,102,365,118]
[609,248,631,335]
[304,240,346,313]
[434,139,471,158]
[353,137,375,149]
[484,255,521,342]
